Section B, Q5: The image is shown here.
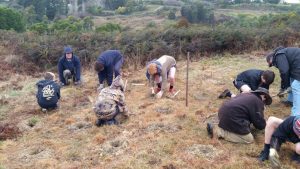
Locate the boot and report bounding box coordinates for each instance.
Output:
[258,148,269,161]
[207,123,214,138]
[218,89,231,99]
[269,137,282,168]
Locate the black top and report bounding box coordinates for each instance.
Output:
[218,93,266,135]
[36,80,60,107]
[235,69,269,90]
[272,47,300,89]
[272,116,300,144]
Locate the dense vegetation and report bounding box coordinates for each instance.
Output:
[1,0,300,71]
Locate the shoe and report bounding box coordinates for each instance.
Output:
[218,89,231,99]
[207,123,214,138]
[269,148,281,168]
[41,108,47,113]
[280,100,293,107]
[96,119,105,127]
[258,149,269,162]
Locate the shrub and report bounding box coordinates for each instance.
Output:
[95,23,121,33]
[30,23,48,34]
[87,6,103,16]
[0,7,25,32]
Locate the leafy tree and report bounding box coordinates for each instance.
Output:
[264,0,280,4]
[103,0,127,10]
[30,22,48,34]
[0,7,25,32]
[168,10,176,20]
[181,2,213,23]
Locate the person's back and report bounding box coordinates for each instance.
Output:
[94,75,128,126]
[236,69,265,90]
[36,72,60,109]
[218,93,265,135]
[97,50,123,67]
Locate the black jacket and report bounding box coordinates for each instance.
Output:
[218,93,266,135]
[272,47,300,89]
[272,116,300,144]
[235,69,268,90]
[36,80,60,108]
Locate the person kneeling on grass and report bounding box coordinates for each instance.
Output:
[258,115,300,167]
[57,46,82,86]
[93,76,128,126]
[146,55,176,99]
[207,87,272,144]
[218,69,275,98]
[36,72,60,112]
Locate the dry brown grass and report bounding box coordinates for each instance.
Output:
[0,52,297,169]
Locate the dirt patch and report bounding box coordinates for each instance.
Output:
[144,123,182,133]
[0,123,21,140]
[185,144,222,160]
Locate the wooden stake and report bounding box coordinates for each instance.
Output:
[186,52,189,107]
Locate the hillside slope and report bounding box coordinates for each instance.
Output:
[0,53,297,169]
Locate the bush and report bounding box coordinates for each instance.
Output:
[168,10,176,20]
[0,7,25,32]
[96,23,121,33]
[180,2,213,23]
[87,6,103,16]
[116,6,128,14]
[30,23,48,34]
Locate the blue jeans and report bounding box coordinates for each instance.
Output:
[287,79,300,116]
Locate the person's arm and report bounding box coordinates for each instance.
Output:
[114,56,123,77]
[276,54,290,89]
[250,105,266,130]
[57,84,61,99]
[74,56,81,81]
[161,68,168,92]
[58,58,65,84]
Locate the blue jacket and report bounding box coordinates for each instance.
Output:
[58,54,81,84]
[272,47,300,89]
[235,69,269,90]
[97,50,123,70]
[36,80,60,108]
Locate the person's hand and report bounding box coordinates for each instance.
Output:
[151,88,155,96]
[155,91,163,99]
[59,82,65,87]
[277,87,291,97]
[97,84,104,92]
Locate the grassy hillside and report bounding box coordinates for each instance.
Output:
[0,51,297,169]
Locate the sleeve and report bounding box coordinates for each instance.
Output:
[98,72,105,84]
[250,105,266,130]
[58,58,65,84]
[276,54,290,89]
[74,56,81,81]
[57,84,61,99]
[161,68,168,91]
[114,57,123,77]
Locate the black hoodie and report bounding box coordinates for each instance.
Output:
[36,80,60,108]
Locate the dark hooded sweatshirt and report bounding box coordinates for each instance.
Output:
[272,47,300,89]
[58,54,81,84]
[36,80,60,108]
[218,93,266,135]
[235,69,269,90]
[96,50,124,85]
